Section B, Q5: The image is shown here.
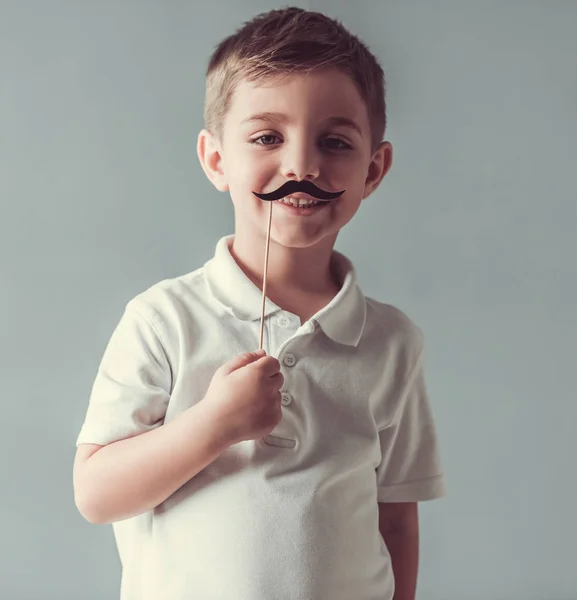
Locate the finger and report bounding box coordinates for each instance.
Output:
[220,350,266,375]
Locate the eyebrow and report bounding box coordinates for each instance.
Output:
[241,112,363,136]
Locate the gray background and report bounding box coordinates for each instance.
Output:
[1,1,575,599]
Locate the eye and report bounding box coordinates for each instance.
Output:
[251,134,281,146]
[250,134,352,150]
[323,137,352,150]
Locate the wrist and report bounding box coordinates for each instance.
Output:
[194,397,237,451]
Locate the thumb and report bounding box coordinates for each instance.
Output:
[219,349,267,375]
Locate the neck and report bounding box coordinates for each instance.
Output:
[229,231,340,298]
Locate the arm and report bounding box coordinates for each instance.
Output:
[73,400,231,525]
[378,502,419,600]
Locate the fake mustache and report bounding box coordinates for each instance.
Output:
[253,180,345,201]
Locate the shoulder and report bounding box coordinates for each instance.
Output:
[364,296,425,359]
[122,266,208,334]
[361,298,429,425]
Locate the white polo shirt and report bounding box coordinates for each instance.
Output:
[76,234,446,600]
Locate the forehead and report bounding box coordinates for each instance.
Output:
[226,68,370,132]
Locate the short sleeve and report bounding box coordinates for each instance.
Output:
[376,343,446,502]
[75,299,172,447]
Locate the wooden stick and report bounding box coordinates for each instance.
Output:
[259,201,273,351]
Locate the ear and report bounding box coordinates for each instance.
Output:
[362,141,393,199]
[197,129,229,192]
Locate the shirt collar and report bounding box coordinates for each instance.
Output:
[204,235,366,347]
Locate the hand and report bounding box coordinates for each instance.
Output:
[201,350,284,444]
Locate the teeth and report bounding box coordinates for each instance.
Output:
[279,197,321,207]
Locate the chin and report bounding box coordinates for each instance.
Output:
[269,228,337,250]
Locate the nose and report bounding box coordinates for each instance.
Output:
[280,135,321,182]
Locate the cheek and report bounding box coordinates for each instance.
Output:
[326,154,364,182]
[227,170,271,210]
[343,164,371,195]
[234,153,276,190]
[249,172,273,192]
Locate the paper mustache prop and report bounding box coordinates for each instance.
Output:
[252,180,345,350]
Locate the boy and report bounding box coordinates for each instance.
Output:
[73,7,445,600]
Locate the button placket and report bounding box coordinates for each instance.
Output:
[280,354,295,407]
[277,315,291,328]
[267,347,298,448]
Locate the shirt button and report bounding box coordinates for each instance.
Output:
[283,353,296,367]
[281,392,293,406]
[277,315,291,328]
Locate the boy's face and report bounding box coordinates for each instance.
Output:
[198,68,391,250]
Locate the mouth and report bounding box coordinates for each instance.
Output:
[274,196,333,216]
[276,195,331,208]
[253,182,345,202]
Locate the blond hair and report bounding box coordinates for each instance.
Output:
[203,7,386,152]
